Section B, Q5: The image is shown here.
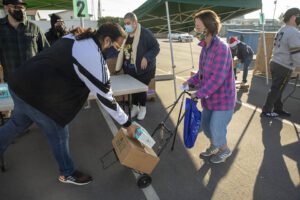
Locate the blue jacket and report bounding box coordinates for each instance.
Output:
[126,26,160,76]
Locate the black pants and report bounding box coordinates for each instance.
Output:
[132,92,147,106]
[262,62,292,112]
[128,70,154,107]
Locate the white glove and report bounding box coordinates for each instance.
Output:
[180,84,189,91]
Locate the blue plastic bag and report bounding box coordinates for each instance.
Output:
[183,98,201,148]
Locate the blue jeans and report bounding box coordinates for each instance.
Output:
[242,56,253,83]
[0,90,74,176]
[201,108,234,148]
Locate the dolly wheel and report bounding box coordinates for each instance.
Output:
[137,174,152,188]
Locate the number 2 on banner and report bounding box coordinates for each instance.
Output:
[73,0,88,19]
[77,1,85,17]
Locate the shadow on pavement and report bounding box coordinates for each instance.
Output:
[253,117,300,200]
[247,75,300,124]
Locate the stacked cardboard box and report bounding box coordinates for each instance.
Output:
[112,128,159,174]
[146,78,155,101]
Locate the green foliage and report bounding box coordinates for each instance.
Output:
[98,16,124,28]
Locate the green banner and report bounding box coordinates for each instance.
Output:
[259,12,265,25]
[73,0,89,19]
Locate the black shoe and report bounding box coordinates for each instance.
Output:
[273,110,291,117]
[260,112,279,118]
[58,170,92,185]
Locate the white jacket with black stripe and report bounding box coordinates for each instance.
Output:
[9,34,130,127]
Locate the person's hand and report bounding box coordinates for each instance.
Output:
[141,57,148,70]
[126,124,138,138]
[180,81,189,91]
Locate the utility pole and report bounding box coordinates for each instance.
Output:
[98,0,102,18]
[272,0,278,31]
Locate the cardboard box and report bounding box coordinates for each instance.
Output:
[112,128,159,174]
[147,78,156,100]
[132,121,156,148]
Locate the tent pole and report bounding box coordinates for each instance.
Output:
[261,10,269,85]
[165,1,178,99]
[189,41,194,68]
[80,17,85,28]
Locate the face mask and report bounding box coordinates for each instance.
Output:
[55,25,66,35]
[124,24,134,33]
[195,31,207,41]
[8,9,25,22]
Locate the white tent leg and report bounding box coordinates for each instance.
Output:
[261,11,269,85]
[80,17,85,28]
[189,41,194,68]
[165,1,178,99]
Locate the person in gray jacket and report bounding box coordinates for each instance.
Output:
[261,8,300,118]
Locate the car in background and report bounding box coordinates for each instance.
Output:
[168,33,193,42]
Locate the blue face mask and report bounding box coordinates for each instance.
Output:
[124,24,134,33]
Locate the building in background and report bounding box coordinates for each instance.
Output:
[26,10,43,21]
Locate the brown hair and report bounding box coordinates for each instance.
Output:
[70,23,126,42]
[193,10,221,35]
[124,12,138,22]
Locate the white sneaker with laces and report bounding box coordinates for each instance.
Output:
[131,105,140,118]
[137,106,146,120]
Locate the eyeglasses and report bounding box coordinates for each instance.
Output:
[7,4,26,10]
[113,41,121,51]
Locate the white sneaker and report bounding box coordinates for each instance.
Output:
[137,106,146,120]
[131,105,140,118]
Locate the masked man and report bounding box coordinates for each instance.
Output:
[45,14,68,46]
[0,0,49,83]
[116,12,160,121]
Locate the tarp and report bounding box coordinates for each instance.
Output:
[134,0,262,33]
[1,0,72,10]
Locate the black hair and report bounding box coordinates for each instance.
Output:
[70,23,126,42]
[283,7,300,23]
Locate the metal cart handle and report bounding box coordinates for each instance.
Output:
[99,148,119,170]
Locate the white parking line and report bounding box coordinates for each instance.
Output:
[156,67,300,130]
[96,100,160,200]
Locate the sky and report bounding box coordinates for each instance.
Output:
[34,0,300,21]
[99,0,300,19]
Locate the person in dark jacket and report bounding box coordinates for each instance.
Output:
[0,0,49,83]
[229,36,254,85]
[0,24,137,185]
[45,13,68,45]
[115,12,160,121]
